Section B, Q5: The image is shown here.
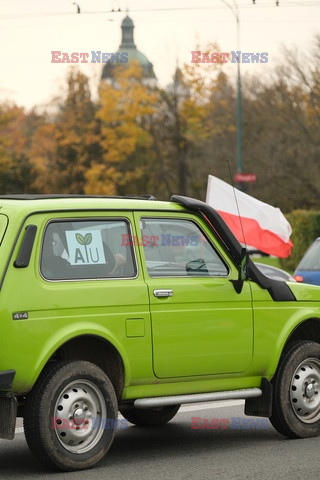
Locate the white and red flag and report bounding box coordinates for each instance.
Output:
[206,175,293,258]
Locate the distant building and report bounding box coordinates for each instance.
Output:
[101,15,156,85]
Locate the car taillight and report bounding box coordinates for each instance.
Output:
[294,275,303,282]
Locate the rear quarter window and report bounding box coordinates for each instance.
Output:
[40,218,137,280]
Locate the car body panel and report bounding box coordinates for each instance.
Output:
[0,213,8,243]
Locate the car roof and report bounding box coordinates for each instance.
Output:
[0,195,186,215]
[0,194,157,200]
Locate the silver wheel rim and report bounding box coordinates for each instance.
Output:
[53,379,107,454]
[290,358,320,423]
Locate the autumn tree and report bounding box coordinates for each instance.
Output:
[152,49,232,199]
[238,36,320,211]
[187,69,237,199]
[31,68,99,193]
[183,35,320,210]
[0,103,37,193]
[85,62,157,196]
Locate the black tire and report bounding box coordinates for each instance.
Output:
[270,340,320,438]
[23,360,118,471]
[120,404,180,426]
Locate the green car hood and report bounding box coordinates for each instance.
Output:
[289,282,320,302]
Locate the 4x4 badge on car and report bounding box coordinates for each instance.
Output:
[12,312,28,320]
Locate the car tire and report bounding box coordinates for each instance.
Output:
[270,340,320,438]
[24,360,118,471]
[120,404,180,426]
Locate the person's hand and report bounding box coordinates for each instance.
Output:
[110,253,126,275]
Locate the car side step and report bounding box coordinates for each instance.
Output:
[134,388,262,409]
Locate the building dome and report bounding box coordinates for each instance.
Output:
[101,15,156,82]
[121,15,134,28]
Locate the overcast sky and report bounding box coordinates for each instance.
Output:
[0,0,319,110]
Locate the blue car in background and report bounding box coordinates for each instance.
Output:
[294,237,320,286]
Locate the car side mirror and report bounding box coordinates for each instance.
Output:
[186,258,208,275]
[230,247,248,294]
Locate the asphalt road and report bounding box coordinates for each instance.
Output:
[1,400,319,480]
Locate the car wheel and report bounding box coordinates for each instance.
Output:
[120,404,180,426]
[24,360,118,471]
[270,341,320,438]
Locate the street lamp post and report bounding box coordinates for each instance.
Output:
[219,0,243,186]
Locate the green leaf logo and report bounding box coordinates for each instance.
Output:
[84,233,92,245]
[75,232,93,263]
[76,233,85,245]
[75,233,92,246]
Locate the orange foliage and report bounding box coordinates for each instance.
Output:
[85,62,157,195]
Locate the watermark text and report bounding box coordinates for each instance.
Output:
[191,50,268,64]
[191,416,270,430]
[51,51,129,64]
[51,417,129,430]
[121,234,199,247]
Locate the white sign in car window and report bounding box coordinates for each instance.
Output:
[65,230,106,266]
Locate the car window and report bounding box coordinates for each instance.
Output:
[297,239,320,271]
[41,219,136,280]
[140,218,228,278]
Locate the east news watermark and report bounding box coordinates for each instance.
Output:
[50,415,271,431]
[191,417,270,430]
[121,234,201,247]
[51,417,129,430]
[191,50,268,64]
[50,51,129,63]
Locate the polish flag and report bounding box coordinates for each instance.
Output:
[206,175,293,258]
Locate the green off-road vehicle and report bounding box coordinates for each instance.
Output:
[0,194,320,471]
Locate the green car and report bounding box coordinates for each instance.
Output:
[0,194,320,471]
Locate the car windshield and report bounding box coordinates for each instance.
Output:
[297,239,320,271]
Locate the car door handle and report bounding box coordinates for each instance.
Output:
[153,289,173,298]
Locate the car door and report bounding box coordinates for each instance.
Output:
[134,211,254,379]
[2,211,153,388]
